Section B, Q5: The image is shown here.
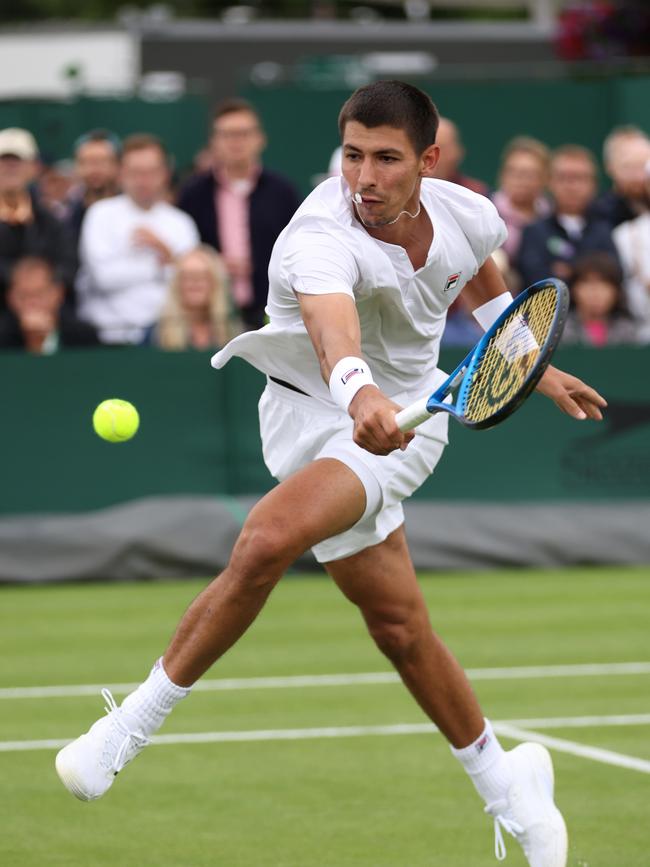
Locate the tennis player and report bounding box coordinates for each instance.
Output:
[56,81,606,865]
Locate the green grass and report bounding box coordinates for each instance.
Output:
[1,567,649,866]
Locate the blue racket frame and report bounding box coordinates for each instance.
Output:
[396,278,570,432]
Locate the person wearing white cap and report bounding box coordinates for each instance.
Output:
[0,127,77,305]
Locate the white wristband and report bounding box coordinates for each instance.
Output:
[472,292,514,331]
[329,356,377,411]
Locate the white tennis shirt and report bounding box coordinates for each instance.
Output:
[213,176,507,436]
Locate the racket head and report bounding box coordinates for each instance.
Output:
[433,279,569,430]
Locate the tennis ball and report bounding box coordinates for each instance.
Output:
[92,399,140,443]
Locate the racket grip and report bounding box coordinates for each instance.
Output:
[395,398,431,432]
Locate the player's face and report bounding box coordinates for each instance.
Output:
[342,122,437,228]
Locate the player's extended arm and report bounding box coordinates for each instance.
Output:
[463,257,607,421]
[297,291,414,455]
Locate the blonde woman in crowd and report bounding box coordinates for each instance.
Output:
[153,245,241,350]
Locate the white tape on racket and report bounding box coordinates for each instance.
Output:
[473,292,539,360]
[495,314,539,361]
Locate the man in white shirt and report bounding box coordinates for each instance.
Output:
[57,82,606,866]
[77,134,199,343]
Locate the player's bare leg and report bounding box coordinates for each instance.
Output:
[326,525,482,746]
[326,526,567,866]
[326,525,483,747]
[162,458,367,685]
[55,458,367,801]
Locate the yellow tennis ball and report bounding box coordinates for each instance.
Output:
[92,399,140,443]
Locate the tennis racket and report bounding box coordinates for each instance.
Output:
[395,278,569,432]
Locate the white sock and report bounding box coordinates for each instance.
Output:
[450,719,513,806]
[120,658,191,737]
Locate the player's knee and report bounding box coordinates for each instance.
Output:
[229,521,297,587]
[366,609,423,664]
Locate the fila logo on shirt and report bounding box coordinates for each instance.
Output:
[443,272,461,293]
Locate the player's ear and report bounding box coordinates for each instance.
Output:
[420,143,439,178]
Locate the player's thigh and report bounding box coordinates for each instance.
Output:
[233,457,368,570]
[324,525,428,622]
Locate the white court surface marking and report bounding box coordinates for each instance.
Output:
[2,713,650,777]
[1,663,647,773]
[1,661,649,700]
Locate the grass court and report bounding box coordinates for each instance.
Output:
[1,566,649,866]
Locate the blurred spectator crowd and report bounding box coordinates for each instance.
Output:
[1,99,649,356]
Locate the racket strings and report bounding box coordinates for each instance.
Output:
[463,286,559,423]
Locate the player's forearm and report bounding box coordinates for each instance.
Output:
[297,292,363,383]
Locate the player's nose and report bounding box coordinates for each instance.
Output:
[357,158,377,188]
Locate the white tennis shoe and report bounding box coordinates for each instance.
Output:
[485,743,568,866]
[55,689,150,801]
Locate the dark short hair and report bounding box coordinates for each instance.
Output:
[570,252,623,288]
[569,252,628,315]
[10,255,60,286]
[74,128,121,157]
[338,80,439,155]
[121,133,167,162]
[213,98,260,125]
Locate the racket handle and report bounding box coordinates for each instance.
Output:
[395,398,431,432]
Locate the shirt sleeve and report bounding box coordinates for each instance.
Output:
[281,228,359,298]
[435,182,508,268]
[465,195,509,267]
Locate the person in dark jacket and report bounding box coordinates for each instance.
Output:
[0,127,77,306]
[0,256,98,353]
[516,144,619,290]
[177,99,301,329]
[66,128,121,244]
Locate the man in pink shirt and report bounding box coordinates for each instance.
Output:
[178,99,301,329]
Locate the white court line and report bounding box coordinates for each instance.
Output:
[494,723,650,775]
[2,713,650,766]
[2,661,650,700]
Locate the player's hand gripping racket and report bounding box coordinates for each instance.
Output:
[396,278,570,432]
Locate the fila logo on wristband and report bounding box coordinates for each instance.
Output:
[341,367,365,384]
[329,356,377,412]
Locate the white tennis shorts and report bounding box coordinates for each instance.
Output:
[258,379,448,563]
